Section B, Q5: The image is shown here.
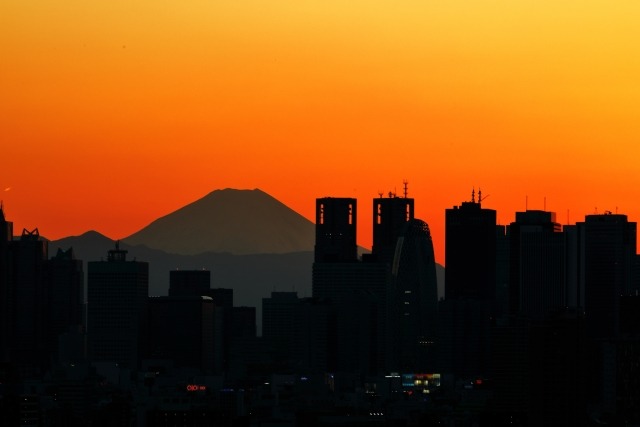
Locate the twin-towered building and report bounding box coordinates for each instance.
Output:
[312,193,439,374]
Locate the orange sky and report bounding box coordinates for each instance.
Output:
[2,1,640,264]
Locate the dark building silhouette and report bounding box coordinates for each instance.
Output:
[43,248,85,366]
[5,228,48,377]
[294,297,333,374]
[167,270,231,373]
[210,287,233,308]
[445,191,497,300]
[211,288,233,373]
[441,191,496,380]
[528,309,587,426]
[581,213,636,341]
[0,207,85,379]
[313,197,391,374]
[508,210,564,320]
[146,296,215,373]
[314,197,357,263]
[391,218,439,372]
[232,306,256,338]
[169,269,210,297]
[263,292,299,364]
[87,242,148,369]
[495,225,510,319]
[0,205,13,364]
[313,259,391,374]
[372,194,414,263]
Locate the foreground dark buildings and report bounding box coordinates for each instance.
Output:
[1,192,640,426]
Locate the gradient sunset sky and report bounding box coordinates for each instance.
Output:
[2,1,640,263]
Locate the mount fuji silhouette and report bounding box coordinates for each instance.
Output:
[123,188,315,255]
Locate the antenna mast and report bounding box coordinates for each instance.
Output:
[403,180,408,198]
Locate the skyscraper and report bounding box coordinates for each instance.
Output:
[441,191,496,379]
[312,197,391,374]
[314,197,357,263]
[580,213,636,341]
[43,248,85,365]
[88,243,148,369]
[146,295,215,373]
[0,205,13,363]
[5,228,48,377]
[391,218,438,371]
[372,195,414,263]
[169,269,211,297]
[445,192,497,300]
[508,210,564,320]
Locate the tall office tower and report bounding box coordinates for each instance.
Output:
[495,225,510,319]
[314,197,357,262]
[262,292,299,363]
[313,260,391,374]
[5,228,48,377]
[441,191,496,379]
[0,205,13,362]
[210,287,233,373]
[294,297,333,374]
[43,248,85,365]
[313,197,391,374]
[392,219,438,371]
[167,270,228,373]
[372,194,414,263]
[146,296,215,373]
[445,192,497,300]
[88,243,148,369]
[581,213,636,341]
[169,270,210,296]
[563,224,583,310]
[508,210,564,320]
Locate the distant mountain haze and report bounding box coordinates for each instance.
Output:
[122,188,315,255]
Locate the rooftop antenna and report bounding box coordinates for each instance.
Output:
[378,191,383,199]
[478,188,490,204]
[403,180,408,198]
[471,187,476,203]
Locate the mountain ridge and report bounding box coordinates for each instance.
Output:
[122,188,315,256]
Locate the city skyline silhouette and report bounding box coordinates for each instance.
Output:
[3,2,640,263]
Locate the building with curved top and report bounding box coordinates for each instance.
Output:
[391,218,439,371]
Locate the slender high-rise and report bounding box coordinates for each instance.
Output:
[445,190,497,300]
[581,213,636,341]
[88,242,148,369]
[0,204,13,363]
[391,218,439,371]
[508,210,564,320]
[441,190,496,379]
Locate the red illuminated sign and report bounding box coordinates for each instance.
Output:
[186,384,207,392]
